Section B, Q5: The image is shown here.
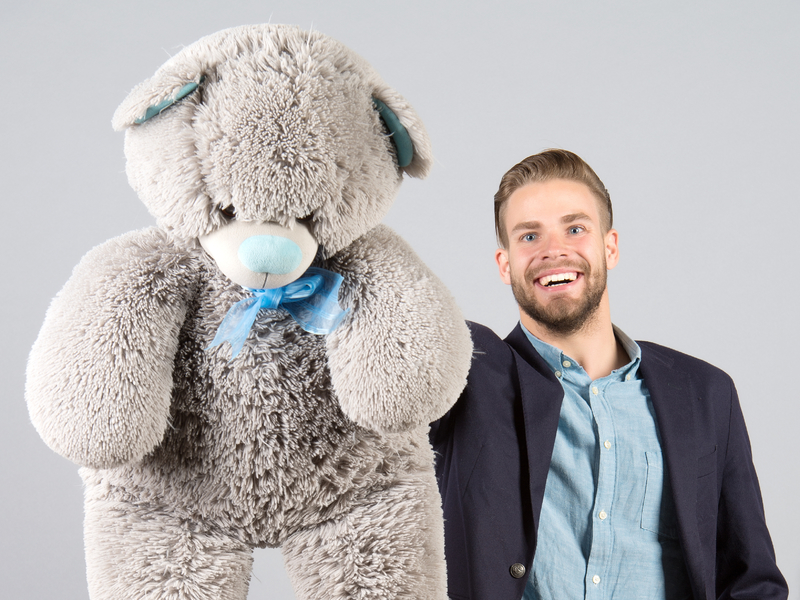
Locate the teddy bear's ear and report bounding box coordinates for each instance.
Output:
[111,73,205,131]
[371,88,433,179]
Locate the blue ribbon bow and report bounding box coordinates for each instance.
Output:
[208,267,349,359]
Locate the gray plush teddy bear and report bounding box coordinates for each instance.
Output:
[26,24,472,600]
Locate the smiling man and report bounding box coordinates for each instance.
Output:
[430,149,787,600]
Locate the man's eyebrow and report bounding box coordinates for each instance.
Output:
[561,213,592,223]
[510,220,542,234]
[510,213,593,233]
[561,212,592,223]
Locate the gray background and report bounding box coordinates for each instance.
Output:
[2,1,797,598]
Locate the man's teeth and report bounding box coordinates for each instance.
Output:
[539,272,578,287]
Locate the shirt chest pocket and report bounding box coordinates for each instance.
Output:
[640,451,679,540]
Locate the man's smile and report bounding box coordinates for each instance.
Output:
[530,267,586,292]
[536,271,580,288]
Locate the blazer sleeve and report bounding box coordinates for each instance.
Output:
[714,380,788,600]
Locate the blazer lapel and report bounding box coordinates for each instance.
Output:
[505,324,565,536]
[638,343,706,600]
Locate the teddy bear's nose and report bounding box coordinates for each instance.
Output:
[238,235,304,275]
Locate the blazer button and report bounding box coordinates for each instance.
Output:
[509,563,526,579]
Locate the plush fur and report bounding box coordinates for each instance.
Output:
[26,24,471,600]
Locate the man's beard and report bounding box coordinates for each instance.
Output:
[510,260,607,336]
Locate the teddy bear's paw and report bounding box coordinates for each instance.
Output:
[26,228,199,467]
[325,225,473,432]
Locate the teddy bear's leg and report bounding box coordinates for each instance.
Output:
[84,494,253,600]
[281,468,447,600]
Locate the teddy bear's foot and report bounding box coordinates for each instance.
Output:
[281,469,448,600]
[84,496,253,600]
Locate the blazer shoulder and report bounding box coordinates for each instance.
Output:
[466,320,516,373]
[429,321,518,444]
[638,340,733,387]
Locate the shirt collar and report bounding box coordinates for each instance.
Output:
[520,323,641,382]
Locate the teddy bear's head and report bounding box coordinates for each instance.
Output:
[112,24,432,288]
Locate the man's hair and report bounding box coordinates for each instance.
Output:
[494,149,613,247]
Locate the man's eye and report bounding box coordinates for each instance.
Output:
[522,233,537,242]
[568,226,584,234]
[219,205,236,220]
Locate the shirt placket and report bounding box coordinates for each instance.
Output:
[584,379,616,600]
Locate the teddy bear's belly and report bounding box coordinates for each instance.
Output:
[82,311,426,548]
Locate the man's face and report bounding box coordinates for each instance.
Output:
[495,178,619,335]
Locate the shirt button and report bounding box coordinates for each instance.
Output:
[598,510,608,520]
[592,575,601,585]
[554,370,562,378]
[509,563,526,579]
[625,374,631,381]
[592,386,599,395]
[604,440,612,450]
[562,360,572,368]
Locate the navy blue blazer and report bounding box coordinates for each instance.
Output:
[430,322,787,600]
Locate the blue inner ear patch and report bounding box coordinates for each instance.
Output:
[372,97,414,168]
[135,77,205,124]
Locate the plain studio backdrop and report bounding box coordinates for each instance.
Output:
[2,1,797,598]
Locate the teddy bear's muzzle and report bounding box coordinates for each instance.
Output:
[199,218,319,289]
[238,235,304,275]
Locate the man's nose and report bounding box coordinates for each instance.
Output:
[540,234,568,260]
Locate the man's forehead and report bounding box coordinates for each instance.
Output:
[510,179,596,202]
[506,181,601,221]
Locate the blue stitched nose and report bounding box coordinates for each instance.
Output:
[238,235,303,275]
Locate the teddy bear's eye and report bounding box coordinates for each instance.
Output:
[219,205,236,220]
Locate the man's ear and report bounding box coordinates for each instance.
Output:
[605,228,620,270]
[495,248,512,285]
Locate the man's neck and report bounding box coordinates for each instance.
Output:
[520,295,628,380]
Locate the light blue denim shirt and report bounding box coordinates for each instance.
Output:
[521,325,691,600]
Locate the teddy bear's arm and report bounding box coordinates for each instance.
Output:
[26,227,198,468]
[325,224,472,433]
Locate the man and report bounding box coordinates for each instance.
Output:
[429,149,787,600]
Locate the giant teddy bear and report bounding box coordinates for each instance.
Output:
[26,24,472,600]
